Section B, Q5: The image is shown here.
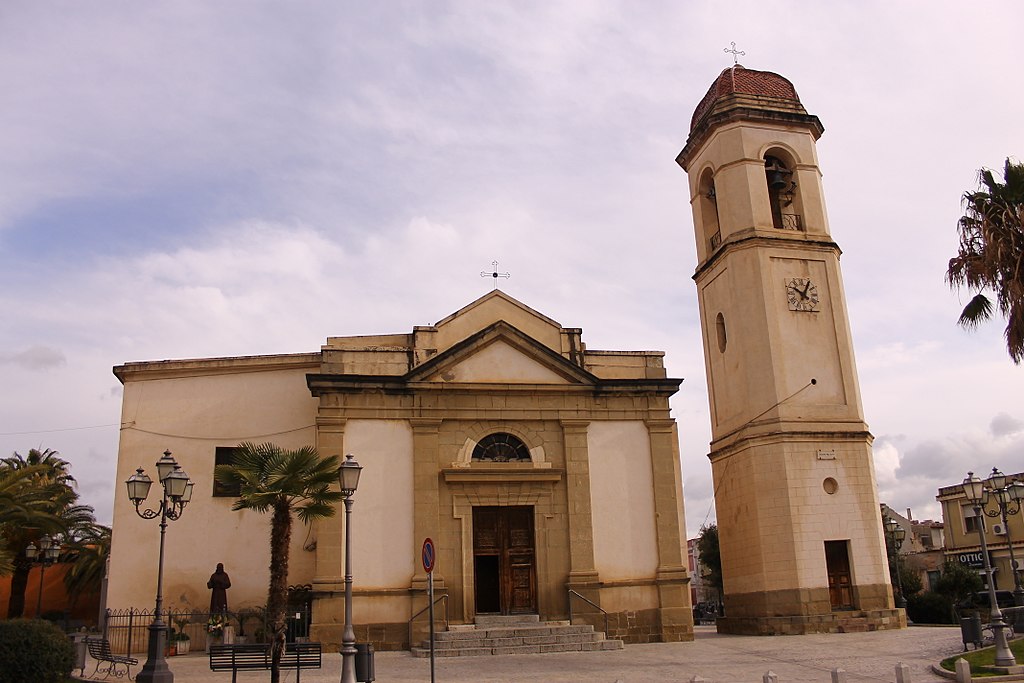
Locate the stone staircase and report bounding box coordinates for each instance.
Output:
[410,614,624,657]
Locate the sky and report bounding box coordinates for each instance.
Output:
[1,2,1022,539]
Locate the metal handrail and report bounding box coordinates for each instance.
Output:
[407,594,449,648]
[567,589,609,637]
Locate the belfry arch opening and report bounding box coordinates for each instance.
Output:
[764,153,800,231]
[698,168,721,250]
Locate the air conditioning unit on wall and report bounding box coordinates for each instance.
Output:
[993,523,1008,536]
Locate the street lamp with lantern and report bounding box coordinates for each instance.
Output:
[961,471,1016,668]
[24,535,61,617]
[125,450,194,683]
[978,468,1024,627]
[338,454,362,683]
[882,514,907,609]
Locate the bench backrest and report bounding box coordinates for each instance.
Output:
[209,643,321,670]
[85,638,114,658]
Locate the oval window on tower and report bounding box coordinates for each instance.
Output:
[716,312,727,352]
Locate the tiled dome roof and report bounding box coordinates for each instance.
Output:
[690,65,801,132]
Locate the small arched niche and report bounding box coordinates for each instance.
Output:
[764,150,801,231]
[715,312,727,353]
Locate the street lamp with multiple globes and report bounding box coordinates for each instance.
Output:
[976,468,1024,631]
[25,535,61,617]
[882,514,907,609]
[125,450,194,683]
[961,471,1016,668]
[338,454,363,683]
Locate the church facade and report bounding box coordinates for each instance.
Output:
[106,291,694,649]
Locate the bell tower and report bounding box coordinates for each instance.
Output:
[677,65,904,634]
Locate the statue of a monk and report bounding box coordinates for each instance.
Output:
[207,563,231,612]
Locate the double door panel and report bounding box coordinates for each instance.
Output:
[473,506,536,614]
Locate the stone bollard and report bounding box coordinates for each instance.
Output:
[955,657,971,683]
[689,677,706,683]
[895,662,911,683]
[831,669,847,682]
[763,672,779,683]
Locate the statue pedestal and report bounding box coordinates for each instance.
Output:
[223,625,235,645]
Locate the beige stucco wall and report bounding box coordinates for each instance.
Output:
[341,419,416,591]
[107,360,319,612]
[588,421,658,581]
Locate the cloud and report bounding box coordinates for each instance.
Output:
[1,345,67,370]
[990,413,1023,438]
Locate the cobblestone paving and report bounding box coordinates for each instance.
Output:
[80,625,973,683]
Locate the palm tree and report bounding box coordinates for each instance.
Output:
[0,464,55,575]
[215,443,343,683]
[63,524,111,608]
[947,158,1024,363]
[1,448,97,617]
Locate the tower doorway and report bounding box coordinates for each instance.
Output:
[825,540,854,610]
[472,506,537,615]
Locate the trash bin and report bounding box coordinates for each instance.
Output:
[354,642,375,682]
[68,632,88,676]
[959,613,982,650]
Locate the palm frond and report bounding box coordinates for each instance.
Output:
[957,293,994,329]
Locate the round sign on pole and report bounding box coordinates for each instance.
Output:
[422,537,435,574]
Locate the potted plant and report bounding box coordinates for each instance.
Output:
[206,613,226,650]
[169,629,190,655]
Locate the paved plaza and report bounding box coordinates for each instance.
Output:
[78,625,977,683]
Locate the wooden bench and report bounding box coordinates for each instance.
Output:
[84,637,138,680]
[209,642,322,683]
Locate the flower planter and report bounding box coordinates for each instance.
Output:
[176,639,190,655]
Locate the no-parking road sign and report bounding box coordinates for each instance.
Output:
[422,537,435,574]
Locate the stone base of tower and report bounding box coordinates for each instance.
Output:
[717,609,906,636]
[715,584,906,635]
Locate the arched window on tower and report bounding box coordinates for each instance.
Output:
[472,433,532,463]
[764,155,801,231]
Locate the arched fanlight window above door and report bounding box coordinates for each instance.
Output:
[472,433,532,463]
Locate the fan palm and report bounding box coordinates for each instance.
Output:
[215,442,343,683]
[947,158,1024,363]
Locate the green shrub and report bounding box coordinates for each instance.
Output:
[906,590,955,624]
[0,618,74,683]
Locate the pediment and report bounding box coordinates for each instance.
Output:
[407,321,596,385]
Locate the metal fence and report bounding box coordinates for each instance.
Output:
[104,604,312,655]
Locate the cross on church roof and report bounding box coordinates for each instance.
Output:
[724,41,745,65]
[480,260,510,289]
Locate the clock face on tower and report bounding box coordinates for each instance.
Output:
[785,277,820,312]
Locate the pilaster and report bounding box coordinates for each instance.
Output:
[561,419,599,588]
[313,415,346,592]
[411,418,443,590]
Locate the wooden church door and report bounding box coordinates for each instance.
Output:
[473,506,537,614]
[824,540,854,610]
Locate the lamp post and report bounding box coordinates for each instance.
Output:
[338,454,362,683]
[961,471,1016,668]
[883,515,907,609]
[24,535,61,617]
[125,450,194,683]
[979,469,1024,631]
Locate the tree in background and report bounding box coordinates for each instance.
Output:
[215,443,343,683]
[947,158,1024,363]
[695,523,723,612]
[0,448,100,618]
[935,560,983,622]
[62,524,111,609]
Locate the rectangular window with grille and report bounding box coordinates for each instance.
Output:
[213,447,240,497]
